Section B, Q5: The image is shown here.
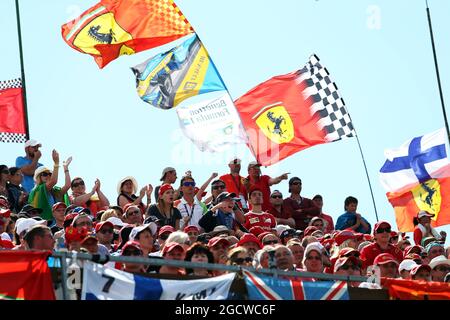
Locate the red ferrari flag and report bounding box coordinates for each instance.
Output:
[382,278,450,300]
[61,0,194,68]
[0,251,55,300]
[0,78,27,143]
[234,55,355,166]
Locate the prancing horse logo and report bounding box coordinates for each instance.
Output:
[254,103,294,144]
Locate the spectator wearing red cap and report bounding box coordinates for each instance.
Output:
[95,221,115,251]
[50,202,67,234]
[360,221,403,269]
[286,239,304,268]
[219,158,248,210]
[159,242,186,275]
[334,256,363,286]
[208,236,230,270]
[184,242,214,276]
[117,176,152,214]
[373,253,399,278]
[283,177,320,231]
[123,204,143,226]
[243,188,276,232]
[413,210,446,246]
[174,172,216,231]
[184,225,199,244]
[237,233,263,258]
[311,195,335,234]
[121,241,146,274]
[268,190,295,228]
[411,264,431,282]
[64,225,88,251]
[69,177,110,218]
[335,196,371,234]
[156,225,175,251]
[147,184,182,230]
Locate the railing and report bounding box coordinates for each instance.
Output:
[51,250,369,300]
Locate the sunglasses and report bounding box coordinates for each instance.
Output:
[72,181,85,188]
[376,227,391,234]
[263,240,278,245]
[307,256,322,261]
[123,249,142,256]
[40,172,52,177]
[1,169,10,174]
[234,257,253,264]
[127,210,141,216]
[271,195,282,199]
[183,181,196,187]
[99,228,113,234]
[340,264,361,271]
[212,185,226,190]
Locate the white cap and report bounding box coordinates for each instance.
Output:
[304,242,324,257]
[24,139,41,148]
[16,218,46,235]
[129,223,158,240]
[106,217,125,227]
[429,255,450,269]
[418,210,434,219]
[1,232,12,241]
[398,259,418,273]
[275,224,291,237]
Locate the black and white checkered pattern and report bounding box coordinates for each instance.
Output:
[0,78,26,143]
[0,78,22,90]
[0,132,26,143]
[299,55,355,142]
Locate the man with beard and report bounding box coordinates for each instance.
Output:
[15,140,44,193]
[220,158,248,210]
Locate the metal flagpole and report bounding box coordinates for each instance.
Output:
[425,0,450,143]
[352,126,380,222]
[14,0,30,140]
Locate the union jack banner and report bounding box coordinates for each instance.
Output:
[243,270,349,300]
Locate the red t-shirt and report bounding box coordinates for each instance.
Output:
[359,242,404,268]
[244,211,276,231]
[268,206,291,220]
[247,175,272,212]
[220,173,248,209]
[320,213,335,234]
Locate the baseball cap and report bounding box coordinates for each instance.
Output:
[209,225,232,237]
[15,218,47,235]
[160,167,176,181]
[404,245,423,257]
[398,259,418,273]
[338,247,360,258]
[215,191,238,204]
[280,228,296,239]
[334,230,363,246]
[0,239,15,249]
[334,256,360,273]
[288,177,301,185]
[19,204,43,217]
[228,157,241,165]
[410,264,431,276]
[304,242,324,257]
[80,233,98,245]
[94,221,114,233]
[247,161,261,170]
[208,236,230,248]
[0,208,11,218]
[304,226,319,237]
[52,202,67,211]
[158,184,174,197]
[373,221,391,235]
[162,242,185,255]
[106,217,125,228]
[121,240,142,254]
[373,253,398,266]
[158,225,175,237]
[425,241,444,254]
[24,139,41,148]
[429,255,450,269]
[183,225,199,233]
[417,210,435,219]
[129,223,158,241]
[237,233,262,249]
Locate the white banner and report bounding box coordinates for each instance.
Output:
[176,91,247,152]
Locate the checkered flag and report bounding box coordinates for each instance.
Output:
[0,78,27,143]
[298,55,355,142]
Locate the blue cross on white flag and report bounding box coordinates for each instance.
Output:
[379,128,450,192]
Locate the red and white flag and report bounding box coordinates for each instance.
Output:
[0,78,27,143]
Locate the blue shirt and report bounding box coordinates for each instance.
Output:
[335,211,372,234]
[15,156,42,193]
[217,210,235,230]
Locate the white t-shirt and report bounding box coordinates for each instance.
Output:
[176,197,205,230]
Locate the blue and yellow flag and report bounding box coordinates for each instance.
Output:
[131,35,226,110]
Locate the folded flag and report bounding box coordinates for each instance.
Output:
[243,270,349,300]
[82,261,235,300]
[176,91,247,152]
[382,278,450,300]
[132,35,226,110]
[61,0,194,68]
[0,251,55,300]
[0,78,27,143]
[234,54,354,166]
[380,128,450,231]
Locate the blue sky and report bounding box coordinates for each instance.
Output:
[1,0,449,245]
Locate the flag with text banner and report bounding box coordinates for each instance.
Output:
[82,261,235,300]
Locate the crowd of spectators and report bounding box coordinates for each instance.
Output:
[1,140,450,289]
